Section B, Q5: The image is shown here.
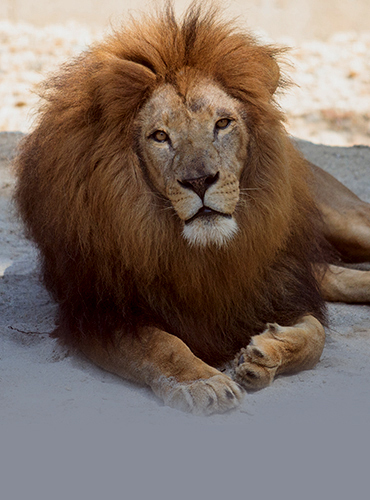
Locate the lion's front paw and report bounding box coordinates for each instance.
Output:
[159,374,244,415]
[234,325,282,390]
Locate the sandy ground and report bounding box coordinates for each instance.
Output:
[1,131,370,429]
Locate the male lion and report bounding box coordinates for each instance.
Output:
[15,4,370,414]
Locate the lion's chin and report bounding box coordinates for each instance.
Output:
[182,214,238,248]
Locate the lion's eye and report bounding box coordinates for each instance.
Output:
[151,130,169,143]
[215,118,231,130]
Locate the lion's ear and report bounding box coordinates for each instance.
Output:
[100,57,157,96]
[88,57,157,126]
[264,54,281,95]
[119,59,157,84]
[213,40,283,101]
[251,46,282,96]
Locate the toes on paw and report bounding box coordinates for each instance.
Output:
[207,395,215,407]
[250,347,264,358]
[243,369,259,380]
[234,362,274,391]
[225,388,235,400]
[164,375,244,415]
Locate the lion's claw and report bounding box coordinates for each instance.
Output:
[234,333,282,390]
[160,374,244,415]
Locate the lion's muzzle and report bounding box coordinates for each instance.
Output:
[178,171,220,201]
[185,206,232,224]
[166,168,240,247]
[178,171,232,224]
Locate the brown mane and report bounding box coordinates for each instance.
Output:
[15,3,326,366]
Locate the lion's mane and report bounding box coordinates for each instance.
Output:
[15,3,326,365]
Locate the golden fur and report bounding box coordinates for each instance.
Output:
[14,3,341,413]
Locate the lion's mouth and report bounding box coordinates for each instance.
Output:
[185,206,232,224]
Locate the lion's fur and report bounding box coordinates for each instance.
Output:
[14,3,326,365]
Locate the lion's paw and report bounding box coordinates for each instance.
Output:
[160,374,244,416]
[234,326,282,390]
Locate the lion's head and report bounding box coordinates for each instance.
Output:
[136,77,247,247]
[15,3,325,361]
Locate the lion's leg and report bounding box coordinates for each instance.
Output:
[77,327,243,415]
[310,163,370,261]
[234,315,325,390]
[319,264,370,303]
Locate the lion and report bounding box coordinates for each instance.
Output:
[14,3,370,415]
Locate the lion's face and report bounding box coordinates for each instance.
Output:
[136,79,249,247]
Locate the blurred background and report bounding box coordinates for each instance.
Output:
[1,0,369,145]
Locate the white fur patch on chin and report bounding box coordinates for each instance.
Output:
[182,215,238,247]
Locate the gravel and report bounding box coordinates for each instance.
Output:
[0,19,370,146]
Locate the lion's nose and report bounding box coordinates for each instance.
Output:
[178,172,219,201]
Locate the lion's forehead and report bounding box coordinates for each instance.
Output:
[141,82,240,133]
